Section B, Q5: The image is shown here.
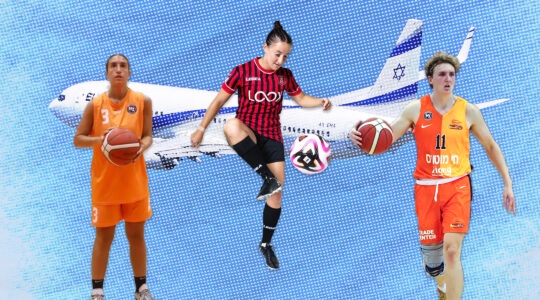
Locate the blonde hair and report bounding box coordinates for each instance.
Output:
[424,52,460,88]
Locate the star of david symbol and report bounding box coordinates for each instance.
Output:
[393,63,406,80]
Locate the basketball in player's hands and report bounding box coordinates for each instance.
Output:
[101,127,141,166]
[356,118,393,155]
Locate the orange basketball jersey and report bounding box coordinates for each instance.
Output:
[90,89,149,205]
[413,95,471,179]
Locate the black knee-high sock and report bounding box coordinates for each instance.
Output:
[232,137,274,179]
[135,276,146,292]
[92,279,104,290]
[261,203,282,244]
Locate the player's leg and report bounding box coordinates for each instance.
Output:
[124,199,154,299]
[224,118,281,200]
[258,140,285,270]
[262,161,284,244]
[440,176,471,300]
[414,184,446,298]
[91,205,121,299]
[442,233,465,300]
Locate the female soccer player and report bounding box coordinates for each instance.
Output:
[74,54,155,300]
[190,21,332,270]
[351,51,515,299]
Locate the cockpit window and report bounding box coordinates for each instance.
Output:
[58,94,65,101]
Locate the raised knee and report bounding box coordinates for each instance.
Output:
[223,118,241,135]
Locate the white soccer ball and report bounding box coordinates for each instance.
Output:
[289,134,332,175]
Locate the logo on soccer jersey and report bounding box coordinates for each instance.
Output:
[247,89,282,103]
[246,77,260,82]
[424,111,433,120]
[278,75,287,87]
[450,223,464,228]
[127,104,137,114]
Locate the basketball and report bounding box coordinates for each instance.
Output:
[289,134,332,175]
[101,127,141,166]
[357,118,393,155]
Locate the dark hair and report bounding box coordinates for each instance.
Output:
[265,21,292,46]
[105,53,130,72]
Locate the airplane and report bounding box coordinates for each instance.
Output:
[49,19,506,170]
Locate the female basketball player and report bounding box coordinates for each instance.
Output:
[350,51,515,300]
[190,21,332,270]
[74,54,155,300]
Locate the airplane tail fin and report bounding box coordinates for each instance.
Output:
[456,27,475,64]
[417,26,475,80]
[368,19,422,99]
[334,19,423,107]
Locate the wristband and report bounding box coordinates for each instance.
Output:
[197,125,206,132]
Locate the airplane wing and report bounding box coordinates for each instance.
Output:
[144,130,235,170]
[475,98,508,109]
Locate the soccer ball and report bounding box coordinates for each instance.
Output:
[289,134,332,175]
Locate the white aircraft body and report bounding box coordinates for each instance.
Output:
[49,19,506,170]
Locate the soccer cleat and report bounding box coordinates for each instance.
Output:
[259,242,279,270]
[256,177,282,201]
[135,285,154,300]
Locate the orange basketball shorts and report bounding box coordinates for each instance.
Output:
[414,175,471,244]
[91,198,152,227]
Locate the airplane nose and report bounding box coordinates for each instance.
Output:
[48,98,65,119]
[49,98,61,114]
[48,98,82,127]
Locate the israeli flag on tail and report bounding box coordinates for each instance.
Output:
[333,19,423,108]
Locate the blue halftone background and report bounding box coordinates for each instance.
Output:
[1,1,538,299]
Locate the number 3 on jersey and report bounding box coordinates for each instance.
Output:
[92,206,99,223]
[101,109,110,125]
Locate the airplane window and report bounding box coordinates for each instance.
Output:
[302,129,305,134]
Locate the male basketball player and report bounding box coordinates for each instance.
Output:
[350,52,515,299]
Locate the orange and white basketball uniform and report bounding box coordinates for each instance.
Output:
[90,89,152,227]
[413,95,472,244]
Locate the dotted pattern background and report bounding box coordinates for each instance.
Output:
[0,1,539,299]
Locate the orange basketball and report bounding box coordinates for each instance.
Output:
[101,128,141,166]
[357,117,393,155]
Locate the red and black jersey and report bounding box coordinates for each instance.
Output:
[222,58,302,142]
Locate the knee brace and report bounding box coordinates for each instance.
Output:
[420,243,444,277]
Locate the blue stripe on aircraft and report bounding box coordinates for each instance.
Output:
[390,29,422,57]
[341,83,418,107]
[151,82,416,129]
[152,107,238,129]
